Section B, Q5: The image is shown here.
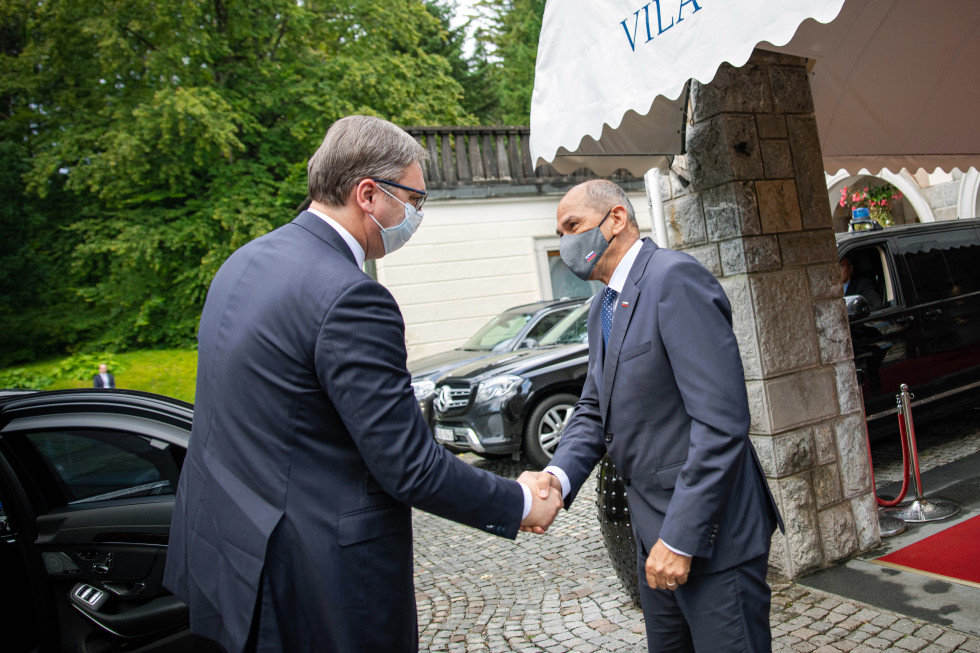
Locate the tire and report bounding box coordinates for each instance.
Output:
[522,393,577,468]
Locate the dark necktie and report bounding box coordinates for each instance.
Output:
[601,287,618,347]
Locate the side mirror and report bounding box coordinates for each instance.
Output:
[516,338,538,350]
[845,295,871,321]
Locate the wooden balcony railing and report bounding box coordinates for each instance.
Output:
[404,126,641,192]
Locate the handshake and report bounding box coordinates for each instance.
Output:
[518,471,564,534]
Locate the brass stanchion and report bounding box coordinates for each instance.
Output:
[882,384,959,523]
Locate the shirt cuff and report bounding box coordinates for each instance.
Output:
[661,540,692,558]
[542,466,571,499]
[520,482,532,520]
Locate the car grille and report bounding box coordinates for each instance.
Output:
[434,384,472,415]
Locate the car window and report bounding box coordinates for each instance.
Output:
[524,308,574,342]
[540,303,591,345]
[24,430,180,504]
[462,311,533,350]
[899,230,980,304]
[842,245,893,310]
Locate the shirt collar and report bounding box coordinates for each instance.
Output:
[307,207,366,269]
[606,239,643,294]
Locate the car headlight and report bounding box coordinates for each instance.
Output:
[412,379,436,399]
[474,375,523,404]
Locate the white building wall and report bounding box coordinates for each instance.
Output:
[376,191,651,360]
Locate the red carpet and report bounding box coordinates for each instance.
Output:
[873,515,980,588]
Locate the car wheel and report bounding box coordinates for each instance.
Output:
[522,393,577,468]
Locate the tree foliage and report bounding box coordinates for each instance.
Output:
[0,0,473,365]
[471,0,546,125]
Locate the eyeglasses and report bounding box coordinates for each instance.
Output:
[372,178,427,211]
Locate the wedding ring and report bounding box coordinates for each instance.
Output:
[666,581,677,587]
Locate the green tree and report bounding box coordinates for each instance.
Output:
[472,0,545,125]
[1,0,472,362]
[424,1,500,122]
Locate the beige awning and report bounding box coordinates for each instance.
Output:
[531,0,980,176]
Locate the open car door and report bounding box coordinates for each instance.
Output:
[0,391,217,652]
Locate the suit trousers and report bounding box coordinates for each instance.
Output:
[636,551,772,652]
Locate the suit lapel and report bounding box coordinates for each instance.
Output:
[600,240,658,420]
[292,211,359,267]
[586,295,605,392]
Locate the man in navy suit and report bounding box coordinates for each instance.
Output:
[840,254,882,310]
[163,115,561,653]
[522,180,783,652]
[92,364,115,389]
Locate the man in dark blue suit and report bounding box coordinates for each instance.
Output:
[92,364,115,388]
[522,180,783,652]
[163,115,561,653]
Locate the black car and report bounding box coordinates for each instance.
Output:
[431,302,592,467]
[409,297,588,425]
[838,218,980,426]
[0,389,218,653]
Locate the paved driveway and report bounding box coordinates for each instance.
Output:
[412,410,980,652]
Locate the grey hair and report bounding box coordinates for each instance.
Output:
[582,179,638,228]
[307,115,428,206]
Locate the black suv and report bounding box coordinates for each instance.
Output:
[838,218,980,425]
[431,302,591,467]
[409,297,587,426]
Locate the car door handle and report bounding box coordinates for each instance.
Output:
[895,316,914,326]
[104,582,145,598]
[924,308,943,319]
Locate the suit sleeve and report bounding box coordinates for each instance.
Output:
[656,258,752,558]
[314,279,524,539]
[547,300,607,508]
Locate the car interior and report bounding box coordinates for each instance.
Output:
[0,426,215,652]
[846,245,895,309]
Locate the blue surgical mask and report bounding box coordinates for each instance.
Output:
[370,185,424,255]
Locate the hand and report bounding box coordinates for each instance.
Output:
[518,472,562,534]
[645,539,691,591]
[517,471,562,533]
[518,470,562,501]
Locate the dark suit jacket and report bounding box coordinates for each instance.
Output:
[551,239,782,575]
[844,275,882,310]
[163,212,523,653]
[92,373,114,389]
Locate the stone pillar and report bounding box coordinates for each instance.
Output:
[659,51,879,578]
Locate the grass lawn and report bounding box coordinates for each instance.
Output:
[10,349,198,404]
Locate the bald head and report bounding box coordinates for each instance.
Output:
[581,180,638,229]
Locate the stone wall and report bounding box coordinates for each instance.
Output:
[658,51,879,578]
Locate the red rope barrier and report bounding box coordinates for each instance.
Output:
[872,412,911,507]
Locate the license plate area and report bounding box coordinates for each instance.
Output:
[434,426,455,443]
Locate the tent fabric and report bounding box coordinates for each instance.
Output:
[530,0,980,176]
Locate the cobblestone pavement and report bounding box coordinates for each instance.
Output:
[412,412,980,652]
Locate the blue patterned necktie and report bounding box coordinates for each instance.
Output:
[601,287,618,347]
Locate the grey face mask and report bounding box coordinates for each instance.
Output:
[559,209,613,280]
[370,185,424,255]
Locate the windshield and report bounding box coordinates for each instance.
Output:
[462,311,533,350]
[539,303,590,346]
